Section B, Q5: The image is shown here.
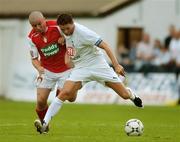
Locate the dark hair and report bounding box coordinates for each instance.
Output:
[57,13,73,25]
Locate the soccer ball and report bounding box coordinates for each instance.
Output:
[124,119,144,136]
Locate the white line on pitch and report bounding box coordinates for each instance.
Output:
[0,123,27,126]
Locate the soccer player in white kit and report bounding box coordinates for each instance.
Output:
[40,13,143,133]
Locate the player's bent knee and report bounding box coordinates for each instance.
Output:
[68,98,75,102]
[58,90,71,101]
[58,90,76,102]
[68,95,77,102]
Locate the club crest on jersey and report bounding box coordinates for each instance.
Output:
[41,43,59,57]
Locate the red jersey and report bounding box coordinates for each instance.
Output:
[28,20,69,73]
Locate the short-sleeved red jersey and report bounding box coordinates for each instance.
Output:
[28,20,69,73]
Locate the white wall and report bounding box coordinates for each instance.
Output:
[0,20,20,96]
[77,0,180,48]
[142,0,179,40]
[0,0,179,101]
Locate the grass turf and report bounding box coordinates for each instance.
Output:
[0,100,179,142]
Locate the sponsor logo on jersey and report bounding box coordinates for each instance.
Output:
[41,43,59,57]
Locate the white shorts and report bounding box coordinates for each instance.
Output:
[67,66,124,85]
[36,69,71,89]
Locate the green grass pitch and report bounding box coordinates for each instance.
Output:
[0,100,179,142]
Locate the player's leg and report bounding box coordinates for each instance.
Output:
[92,66,143,107]
[105,82,143,107]
[34,70,57,133]
[34,88,51,133]
[36,88,51,122]
[41,80,82,132]
[58,80,82,101]
[105,82,131,99]
[56,69,77,102]
[41,68,90,133]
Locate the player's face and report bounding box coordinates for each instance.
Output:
[31,19,46,33]
[59,23,75,36]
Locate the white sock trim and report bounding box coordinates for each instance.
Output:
[126,87,136,100]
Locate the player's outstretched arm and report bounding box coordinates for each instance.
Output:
[98,41,125,76]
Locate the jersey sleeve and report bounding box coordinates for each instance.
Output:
[28,37,39,59]
[80,26,103,47]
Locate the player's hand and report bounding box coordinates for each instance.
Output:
[114,64,125,77]
[58,37,65,45]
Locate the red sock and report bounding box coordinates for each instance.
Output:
[36,106,48,122]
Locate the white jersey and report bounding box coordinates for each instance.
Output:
[64,23,109,68]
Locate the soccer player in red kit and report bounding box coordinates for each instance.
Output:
[28,11,71,133]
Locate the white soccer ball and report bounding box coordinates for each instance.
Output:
[124,119,144,136]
